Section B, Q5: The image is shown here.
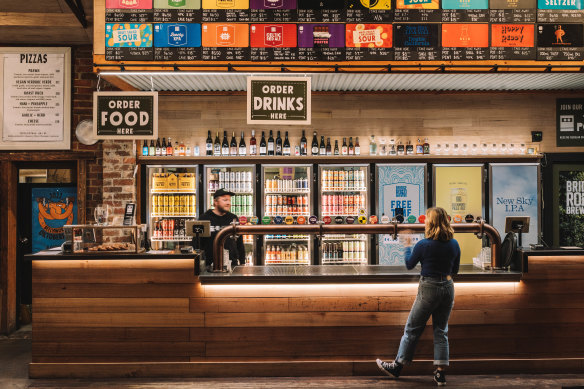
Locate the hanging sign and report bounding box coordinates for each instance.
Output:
[93,91,158,140]
[247,76,311,125]
[557,98,584,147]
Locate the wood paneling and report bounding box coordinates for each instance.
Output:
[31,255,584,377]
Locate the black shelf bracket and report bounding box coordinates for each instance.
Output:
[63,0,88,28]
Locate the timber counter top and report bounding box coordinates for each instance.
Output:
[27,249,197,261]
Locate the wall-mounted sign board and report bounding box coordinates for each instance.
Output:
[247,76,311,125]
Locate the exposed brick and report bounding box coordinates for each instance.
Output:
[113,179,134,186]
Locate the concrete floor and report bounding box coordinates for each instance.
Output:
[1,326,583,388]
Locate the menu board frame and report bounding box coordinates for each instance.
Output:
[0,47,71,151]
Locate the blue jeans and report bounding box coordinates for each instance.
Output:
[396,277,455,366]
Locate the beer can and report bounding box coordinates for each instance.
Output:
[162,195,168,215]
[235,171,241,182]
[152,195,158,215]
[277,195,283,206]
[247,195,253,207]
[191,195,196,215]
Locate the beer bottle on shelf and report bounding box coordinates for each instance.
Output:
[334,140,339,156]
[320,136,326,156]
[260,131,267,156]
[250,130,257,155]
[423,137,430,155]
[275,130,283,156]
[416,138,424,155]
[149,139,155,156]
[397,140,405,156]
[326,138,332,156]
[173,140,179,156]
[179,140,185,156]
[161,138,167,156]
[355,137,361,155]
[369,135,377,156]
[341,138,348,155]
[406,140,414,156]
[267,130,275,156]
[311,131,319,156]
[239,131,247,156]
[206,130,213,156]
[230,131,238,156]
[142,140,149,156]
[213,131,221,156]
[222,131,229,156]
[348,137,354,155]
[300,130,307,156]
[167,137,173,156]
[283,131,291,156]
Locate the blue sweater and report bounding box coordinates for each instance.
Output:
[404,238,461,277]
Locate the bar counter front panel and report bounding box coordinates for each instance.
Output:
[29,251,584,378]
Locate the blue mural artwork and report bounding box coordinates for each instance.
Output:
[32,187,78,253]
[377,164,426,266]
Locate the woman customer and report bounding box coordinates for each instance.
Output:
[376,207,460,386]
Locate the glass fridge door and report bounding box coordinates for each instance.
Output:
[147,165,198,250]
[318,164,369,265]
[204,165,257,265]
[261,164,312,265]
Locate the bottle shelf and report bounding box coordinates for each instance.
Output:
[265,190,311,195]
[321,188,367,192]
[151,214,197,218]
[151,190,197,194]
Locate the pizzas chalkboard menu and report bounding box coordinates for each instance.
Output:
[106,0,154,22]
[201,0,251,22]
[442,0,490,22]
[537,0,584,22]
[201,23,250,60]
[297,0,345,22]
[489,0,537,23]
[537,23,584,60]
[153,23,202,60]
[298,23,345,60]
[153,0,202,22]
[442,23,489,59]
[106,23,154,60]
[346,0,393,23]
[345,24,394,60]
[250,0,298,22]
[394,23,441,60]
[490,23,536,59]
[250,24,299,60]
[394,0,442,23]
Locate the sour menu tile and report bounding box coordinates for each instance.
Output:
[442,0,490,22]
[537,23,584,60]
[201,0,251,22]
[105,23,154,60]
[153,0,202,22]
[393,0,441,23]
[537,0,584,23]
[250,24,298,60]
[201,23,250,60]
[345,24,394,60]
[249,0,298,22]
[297,0,345,22]
[490,24,536,59]
[345,0,393,23]
[106,0,154,22]
[489,0,537,23]
[394,23,441,60]
[298,23,345,60]
[441,23,489,60]
[154,23,202,60]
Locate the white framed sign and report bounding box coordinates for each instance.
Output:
[0,47,71,150]
[247,76,311,125]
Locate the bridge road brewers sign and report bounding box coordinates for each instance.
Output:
[247,76,311,125]
[94,91,158,140]
[0,47,71,150]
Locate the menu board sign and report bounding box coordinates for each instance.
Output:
[94,92,158,140]
[201,23,250,60]
[557,98,584,147]
[250,23,298,60]
[394,0,441,23]
[201,0,251,21]
[489,0,537,23]
[537,23,584,60]
[376,164,426,266]
[250,0,298,22]
[537,0,584,22]
[346,0,393,23]
[153,0,202,22]
[442,23,489,60]
[442,0,489,22]
[1,49,71,150]
[394,23,441,60]
[298,23,345,60]
[490,24,536,59]
[553,165,584,246]
[345,23,394,60]
[297,0,344,22]
[247,76,311,125]
[433,165,484,264]
[106,0,154,22]
[106,23,154,61]
[154,23,202,60]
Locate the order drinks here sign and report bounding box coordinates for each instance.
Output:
[247,76,311,125]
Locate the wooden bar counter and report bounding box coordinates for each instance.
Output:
[28,250,584,378]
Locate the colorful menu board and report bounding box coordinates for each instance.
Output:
[103,0,584,61]
[434,165,484,265]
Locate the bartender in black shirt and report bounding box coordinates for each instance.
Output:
[199,188,246,268]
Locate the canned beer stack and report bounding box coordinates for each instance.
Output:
[210,171,253,193]
[265,194,309,216]
[321,194,366,216]
[322,241,367,263]
[231,194,254,217]
[265,178,309,192]
[152,193,197,216]
[321,169,366,191]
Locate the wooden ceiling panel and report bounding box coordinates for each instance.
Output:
[0,26,91,45]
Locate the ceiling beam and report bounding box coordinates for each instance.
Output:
[62,0,88,28]
[0,12,81,27]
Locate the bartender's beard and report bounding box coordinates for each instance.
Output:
[214,203,230,215]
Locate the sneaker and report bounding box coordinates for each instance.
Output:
[434,369,446,386]
[376,358,402,378]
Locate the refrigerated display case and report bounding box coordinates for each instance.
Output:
[146,165,198,250]
[318,164,369,265]
[261,164,312,265]
[204,165,257,265]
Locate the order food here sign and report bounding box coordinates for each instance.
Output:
[247,76,311,125]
